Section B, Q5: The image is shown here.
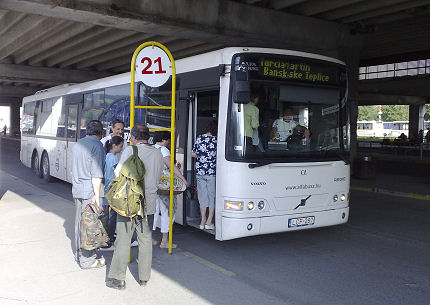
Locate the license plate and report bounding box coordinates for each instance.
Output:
[288,216,315,228]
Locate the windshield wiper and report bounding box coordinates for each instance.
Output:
[248,161,274,169]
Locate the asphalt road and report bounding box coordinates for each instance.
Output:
[1,137,429,305]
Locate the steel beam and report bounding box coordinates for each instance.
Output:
[0,85,37,97]
[359,76,430,98]
[14,22,93,64]
[341,0,430,24]
[0,0,358,52]
[28,26,111,66]
[0,63,111,85]
[0,17,67,61]
[59,33,153,68]
[318,0,409,21]
[358,92,427,105]
[290,0,365,16]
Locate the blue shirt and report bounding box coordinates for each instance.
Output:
[192,134,217,176]
[104,152,118,193]
[71,135,105,199]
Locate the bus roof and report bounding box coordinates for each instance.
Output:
[22,47,346,103]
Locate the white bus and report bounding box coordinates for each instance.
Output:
[357,120,390,137]
[20,47,350,240]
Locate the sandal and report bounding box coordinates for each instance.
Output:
[160,242,177,249]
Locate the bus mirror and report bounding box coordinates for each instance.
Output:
[234,81,250,104]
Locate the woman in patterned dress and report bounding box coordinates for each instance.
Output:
[191,120,218,230]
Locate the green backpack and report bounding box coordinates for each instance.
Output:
[105,146,146,218]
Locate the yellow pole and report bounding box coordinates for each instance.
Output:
[130,41,176,254]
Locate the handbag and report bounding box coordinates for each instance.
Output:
[80,203,110,250]
[157,169,186,195]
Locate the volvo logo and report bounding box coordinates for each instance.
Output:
[300,170,307,176]
[250,182,266,185]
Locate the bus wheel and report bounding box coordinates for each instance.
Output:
[41,153,52,182]
[32,151,42,178]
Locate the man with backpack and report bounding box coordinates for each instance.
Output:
[71,120,106,269]
[106,125,163,290]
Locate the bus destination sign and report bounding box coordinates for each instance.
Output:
[260,58,331,83]
[236,54,342,85]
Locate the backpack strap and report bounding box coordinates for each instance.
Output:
[132,145,146,220]
[132,145,138,156]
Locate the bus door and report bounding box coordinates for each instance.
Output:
[185,89,219,231]
[64,102,81,183]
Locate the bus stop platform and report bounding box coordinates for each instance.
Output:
[0,170,284,305]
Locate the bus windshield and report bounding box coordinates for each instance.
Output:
[227,53,349,163]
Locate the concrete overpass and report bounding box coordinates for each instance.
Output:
[1,0,430,139]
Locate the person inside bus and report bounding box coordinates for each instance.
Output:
[101,119,127,159]
[101,135,124,250]
[152,131,188,249]
[398,133,407,142]
[244,92,260,152]
[191,120,217,230]
[270,107,310,142]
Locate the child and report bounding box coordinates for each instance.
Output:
[102,136,124,248]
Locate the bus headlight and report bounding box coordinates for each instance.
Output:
[247,201,255,210]
[333,195,338,202]
[340,194,346,201]
[224,200,243,211]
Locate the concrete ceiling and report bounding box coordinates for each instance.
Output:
[1,0,430,102]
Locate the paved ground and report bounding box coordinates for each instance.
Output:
[1,136,430,305]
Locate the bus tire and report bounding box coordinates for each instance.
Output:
[32,151,42,178]
[41,152,52,182]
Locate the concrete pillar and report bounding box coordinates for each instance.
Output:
[408,104,425,140]
[338,47,360,163]
[9,103,21,136]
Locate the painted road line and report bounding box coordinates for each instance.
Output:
[183,251,236,277]
[351,186,430,201]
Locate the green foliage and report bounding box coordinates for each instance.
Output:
[358,105,378,121]
[358,105,410,122]
[381,105,409,121]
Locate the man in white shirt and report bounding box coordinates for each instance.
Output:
[271,107,309,141]
[101,119,127,160]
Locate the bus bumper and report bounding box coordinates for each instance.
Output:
[220,207,349,241]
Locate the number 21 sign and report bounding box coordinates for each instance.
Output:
[135,45,172,87]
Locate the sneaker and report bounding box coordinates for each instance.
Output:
[106,278,126,290]
[131,240,139,247]
[199,225,205,230]
[204,224,215,230]
[99,244,115,251]
[82,257,105,269]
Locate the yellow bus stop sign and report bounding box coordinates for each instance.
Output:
[130,41,176,254]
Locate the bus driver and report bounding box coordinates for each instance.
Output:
[271,107,309,142]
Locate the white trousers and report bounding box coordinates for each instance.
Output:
[153,196,175,233]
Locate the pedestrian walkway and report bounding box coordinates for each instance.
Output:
[0,170,283,305]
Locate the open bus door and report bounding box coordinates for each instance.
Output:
[184,89,219,234]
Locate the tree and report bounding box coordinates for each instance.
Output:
[380,105,409,121]
[358,105,378,121]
